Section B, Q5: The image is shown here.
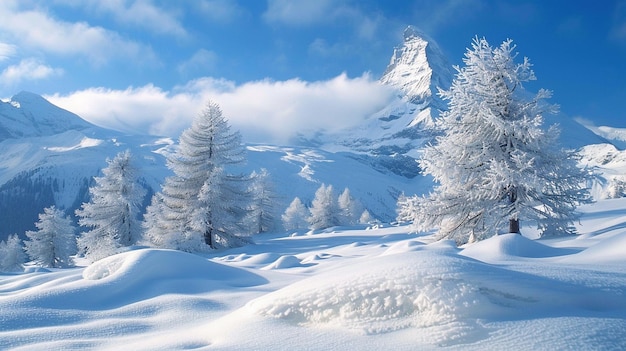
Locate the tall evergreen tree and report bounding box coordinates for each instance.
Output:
[247,168,278,234]
[25,206,76,268]
[143,101,250,251]
[398,37,591,244]
[359,209,375,225]
[337,187,362,225]
[308,184,340,230]
[76,150,146,261]
[0,234,25,272]
[282,197,309,231]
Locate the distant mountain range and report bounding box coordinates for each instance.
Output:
[0,27,623,240]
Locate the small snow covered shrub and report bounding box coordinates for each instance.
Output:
[0,234,25,272]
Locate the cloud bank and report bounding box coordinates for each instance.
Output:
[47,73,395,144]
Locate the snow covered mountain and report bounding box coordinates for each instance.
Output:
[0,27,622,241]
[0,92,421,241]
[313,26,454,179]
[380,26,452,110]
[0,93,172,239]
[0,91,94,141]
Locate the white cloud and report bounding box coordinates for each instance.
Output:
[1,58,63,84]
[58,0,187,37]
[46,74,395,144]
[0,43,16,61]
[0,2,157,65]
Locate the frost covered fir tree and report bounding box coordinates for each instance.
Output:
[282,197,309,231]
[359,209,375,225]
[308,184,341,230]
[247,168,279,234]
[338,188,362,225]
[76,150,146,261]
[605,177,626,199]
[25,206,76,268]
[0,234,25,272]
[143,102,250,251]
[398,37,591,245]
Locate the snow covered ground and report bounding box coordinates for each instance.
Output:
[1,198,626,350]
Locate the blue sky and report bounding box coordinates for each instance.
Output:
[0,0,625,143]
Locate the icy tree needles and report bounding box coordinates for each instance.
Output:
[398,37,591,245]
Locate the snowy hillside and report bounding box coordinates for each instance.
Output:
[1,198,626,350]
[575,117,626,149]
[0,91,94,141]
[0,104,423,240]
[0,93,172,239]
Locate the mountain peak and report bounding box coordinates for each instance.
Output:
[380,26,453,108]
[0,91,95,141]
[402,25,426,41]
[12,90,51,105]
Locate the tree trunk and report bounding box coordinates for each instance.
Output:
[204,222,214,249]
[508,186,520,234]
[509,218,520,234]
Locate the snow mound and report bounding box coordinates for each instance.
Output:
[247,249,626,346]
[63,249,267,308]
[262,255,308,270]
[84,248,264,286]
[564,231,626,264]
[460,233,575,261]
[247,252,549,345]
[301,252,339,264]
[381,239,425,255]
[382,238,458,256]
[240,252,282,265]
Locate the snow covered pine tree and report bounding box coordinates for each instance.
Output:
[398,37,591,245]
[25,206,76,268]
[76,150,146,261]
[143,101,250,251]
[282,197,309,231]
[0,234,25,272]
[247,168,278,234]
[308,184,341,230]
[338,187,362,225]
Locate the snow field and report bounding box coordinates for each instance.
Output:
[1,199,626,350]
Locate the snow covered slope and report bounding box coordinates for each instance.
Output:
[575,118,626,150]
[244,145,429,222]
[0,93,172,239]
[0,91,94,140]
[1,198,626,350]
[0,92,425,240]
